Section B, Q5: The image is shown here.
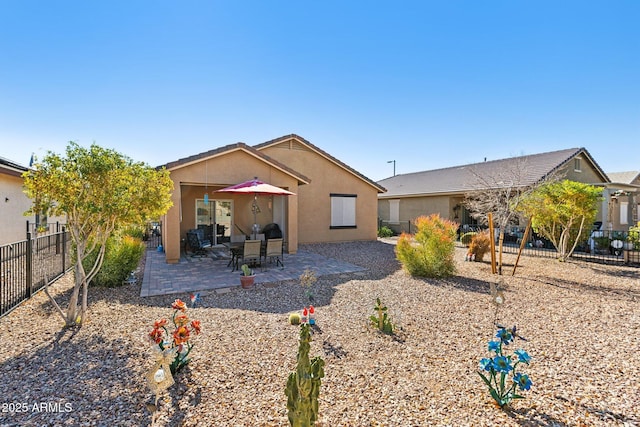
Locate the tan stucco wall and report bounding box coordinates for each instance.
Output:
[164,150,299,263]
[0,173,35,245]
[259,141,379,243]
[379,196,462,225]
[560,162,606,184]
[0,172,65,245]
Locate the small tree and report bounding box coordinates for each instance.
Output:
[23,142,173,326]
[518,180,602,261]
[464,157,557,273]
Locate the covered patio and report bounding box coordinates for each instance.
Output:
[160,143,310,263]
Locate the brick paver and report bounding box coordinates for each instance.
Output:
[141,247,365,297]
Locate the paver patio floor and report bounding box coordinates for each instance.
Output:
[140,246,366,297]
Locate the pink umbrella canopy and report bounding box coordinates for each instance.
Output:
[214,177,295,196]
[214,177,295,234]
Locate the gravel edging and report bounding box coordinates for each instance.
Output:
[0,240,639,426]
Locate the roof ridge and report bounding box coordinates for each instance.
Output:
[254,134,386,193]
[380,147,583,181]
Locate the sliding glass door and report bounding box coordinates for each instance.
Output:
[195,199,232,245]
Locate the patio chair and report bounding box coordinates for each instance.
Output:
[186,229,212,257]
[263,238,284,269]
[236,239,262,271]
[216,224,227,243]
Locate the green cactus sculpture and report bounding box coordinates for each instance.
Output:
[285,323,325,427]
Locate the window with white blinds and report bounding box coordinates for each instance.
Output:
[330,194,356,228]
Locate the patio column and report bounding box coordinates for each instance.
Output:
[165,183,182,264]
[287,194,298,254]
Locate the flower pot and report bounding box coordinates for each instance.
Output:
[240,275,255,289]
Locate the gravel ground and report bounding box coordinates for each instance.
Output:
[0,240,639,427]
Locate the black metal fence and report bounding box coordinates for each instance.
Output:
[1,228,72,318]
[143,221,163,250]
[476,226,640,266]
[378,219,413,235]
[392,219,640,266]
[27,221,67,237]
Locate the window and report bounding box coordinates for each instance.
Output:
[574,158,582,172]
[35,212,49,233]
[389,200,400,224]
[620,202,628,225]
[330,194,356,228]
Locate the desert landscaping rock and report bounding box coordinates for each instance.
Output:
[0,240,638,426]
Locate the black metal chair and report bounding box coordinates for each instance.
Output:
[186,229,212,257]
[216,224,227,243]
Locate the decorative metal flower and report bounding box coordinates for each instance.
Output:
[513,372,533,391]
[492,355,513,373]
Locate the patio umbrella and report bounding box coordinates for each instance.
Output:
[214,177,295,236]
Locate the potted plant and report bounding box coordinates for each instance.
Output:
[240,264,255,288]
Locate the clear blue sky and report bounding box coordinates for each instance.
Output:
[1,1,638,182]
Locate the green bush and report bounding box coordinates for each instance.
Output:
[122,224,146,240]
[85,234,145,287]
[377,226,394,238]
[628,222,640,250]
[460,231,477,246]
[395,214,457,278]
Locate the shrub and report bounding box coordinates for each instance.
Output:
[469,230,492,261]
[86,234,145,287]
[396,214,457,278]
[627,222,640,250]
[122,224,146,240]
[377,226,394,238]
[460,231,477,246]
[369,298,394,334]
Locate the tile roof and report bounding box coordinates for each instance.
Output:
[606,171,640,185]
[158,142,310,184]
[378,147,608,198]
[0,156,29,177]
[254,134,386,193]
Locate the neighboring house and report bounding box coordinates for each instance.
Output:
[159,134,386,264]
[603,171,640,230]
[0,156,32,245]
[0,156,67,246]
[377,147,615,233]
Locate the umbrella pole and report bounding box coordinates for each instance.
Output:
[252,194,258,239]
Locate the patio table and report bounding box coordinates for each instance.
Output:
[223,242,244,270]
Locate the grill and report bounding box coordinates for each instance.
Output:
[262,223,282,240]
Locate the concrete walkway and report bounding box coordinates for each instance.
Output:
[141,246,366,297]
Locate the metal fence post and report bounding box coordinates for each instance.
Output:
[55,222,60,254]
[26,232,32,298]
[62,226,67,273]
